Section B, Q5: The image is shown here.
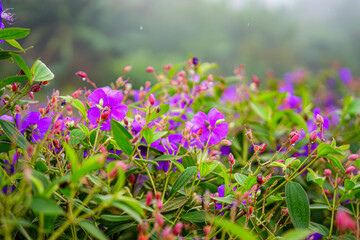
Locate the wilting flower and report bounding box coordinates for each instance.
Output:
[87,87,128,131]
[187,108,228,146]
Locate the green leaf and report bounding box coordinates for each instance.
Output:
[266,194,283,204]
[0,119,30,150]
[148,104,169,121]
[79,220,108,240]
[209,217,256,240]
[31,60,55,82]
[245,176,257,191]
[0,75,28,89]
[111,120,133,156]
[326,155,345,173]
[63,142,79,173]
[286,111,308,133]
[69,129,86,146]
[309,222,329,236]
[234,173,247,186]
[169,166,197,197]
[72,99,87,118]
[100,215,131,222]
[345,179,355,191]
[72,154,105,182]
[10,53,32,82]
[5,39,24,50]
[142,128,153,144]
[162,196,188,212]
[34,160,48,173]
[154,154,186,161]
[285,182,310,229]
[317,143,345,157]
[250,101,269,122]
[282,229,312,240]
[0,50,12,59]
[30,196,65,215]
[111,201,142,223]
[181,211,206,223]
[0,28,31,40]
[170,160,185,172]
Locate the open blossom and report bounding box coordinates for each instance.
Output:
[0,1,16,29]
[87,87,128,131]
[187,108,228,146]
[16,112,51,142]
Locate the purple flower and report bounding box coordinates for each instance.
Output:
[338,68,352,85]
[87,87,128,131]
[16,112,51,142]
[307,233,322,240]
[0,1,16,41]
[188,108,228,146]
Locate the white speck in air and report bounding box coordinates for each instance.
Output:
[140,26,143,30]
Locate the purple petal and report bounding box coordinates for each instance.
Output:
[212,122,228,141]
[0,115,14,123]
[37,117,52,133]
[88,89,108,106]
[100,120,111,131]
[218,184,225,198]
[87,107,100,125]
[110,105,127,121]
[108,90,124,108]
[208,108,225,127]
[190,111,207,130]
[26,112,40,125]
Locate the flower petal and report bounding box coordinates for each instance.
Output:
[107,90,124,108]
[88,88,108,106]
[87,107,100,125]
[26,112,40,125]
[110,104,128,121]
[37,117,52,133]
[190,111,207,130]
[208,108,225,127]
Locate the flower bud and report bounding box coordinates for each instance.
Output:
[290,133,300,144]
[348,154,359,161]
[155,192,161,201]
[197,127,203,137]
[309,130,317,143]
[149,94,155,106]
[345,166,355,174]
[251,75,260,86]
[192,57,199,65]
[259,143,267,153]
[281,209,289,215]
[76,71,88,79]
[155,213,164,227]
[257,174,264,185]
[101,110,111,121]
[247,206,253,215]
[335,210,356,232]
[11,83,18,93]
[229,153,235,167]
[324,169,332,177]
[146,191,153,206]
[178,71,186,78]
[146,66,154,73]
[31,85,42,92]
[316,114,324,125]
[172,223,183,235]
[123,65,132,72]
[204,226,211,237]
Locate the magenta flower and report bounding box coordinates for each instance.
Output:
[16,112,52,142]
[0,1,15,29]
[87,87,128,131]
[188,108,228,146]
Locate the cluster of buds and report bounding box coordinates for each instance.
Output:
[289,131,300,145]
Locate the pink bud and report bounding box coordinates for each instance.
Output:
[11,83,18,93]
[145,191,153,206]
[335,210,356,232]
[309,130,317,143]
[155,192,161,201]
[178,71,186,78]
[161,227,172,239]
[197,127,203,137]
[257,174,264,185]
[259,143,267,153]
[156,200,163,210]
[316,114,324,124]
[251,75,260,86]
[348,154,359,161]
[345,166,355,174]
[290,133,300,144]
[204,226,211,237]
[155,213,164,226]
[324,169,332,177]
[149,94,155,106]
[123,65,132,72]
[30,85,42,92]
[146,66,154,73]
[101,110,111,121]
[229,153,235,167]
[172,223,183,235]
[76,71,88,78]
[281,209,289,215]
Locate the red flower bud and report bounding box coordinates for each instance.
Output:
[197,127,203,137]
[309,130,317,143]
[229,153,235,167]
[348,154,359,161]
[101,110,111,121]
[259,143,267,153]
[173,223,183,235]
[324,169,332,177]
[149,94,155,106]
[30,85,42,92]
[257,174,264,185]
[123,65,132,72]
[155,213,164,226]
[316,114,324,125]
[290,133,300,144]
[76,71,88,79]
[146,66,154,73]
[345,166,355,174]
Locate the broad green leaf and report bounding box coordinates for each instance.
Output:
[162,196,188,212]
[282,229,312,240]
[250,101,268,122]
[111,201,142,223]
[245,176,257,191]
[285,182,310,229]
[72,154,105,182]
[34,160,48,173]
[317,143,345,157]
[266,194,283,204]
[111,120,133,156]
[0,28,30,40]
[10,53,32,81]
[169,166,197,197]
[31,60,55,82]
[234,173,247,186]
[209,217,256,240]
[30,196,65,215]
[142,128,153,144]
[0,75,28,89]
[0,119,30,150]
[69,129,86,146]
[79,220,108,240]
[309,222,329,236]
[63,142,79,172]
[181,211,206,223]
[326,155,345,173]
[170,160,185,172]
[345,179,355,191]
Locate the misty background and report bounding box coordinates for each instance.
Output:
[1,0,359,92]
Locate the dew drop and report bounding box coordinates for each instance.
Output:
[140,26,143,31]
[82,78,86,81]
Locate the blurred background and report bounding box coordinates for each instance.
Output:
[1,0,359,93]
